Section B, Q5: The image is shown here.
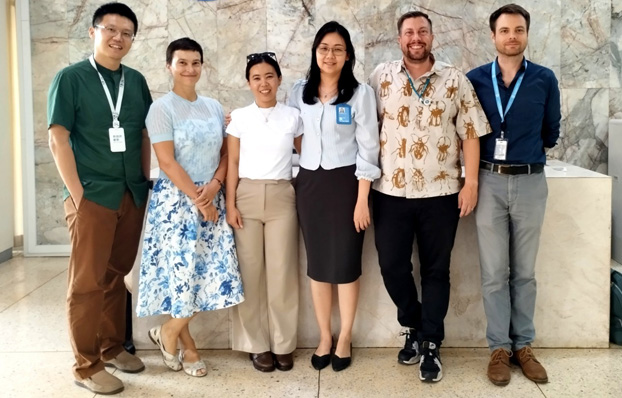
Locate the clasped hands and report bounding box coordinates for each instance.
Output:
[194,180,221,222]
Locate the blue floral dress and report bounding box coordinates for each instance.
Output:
[136,92,244,318]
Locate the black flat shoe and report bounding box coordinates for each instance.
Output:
[311,353,331,370]
[332,343,352,372]
[311,338,334,370]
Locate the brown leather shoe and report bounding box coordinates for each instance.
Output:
[274,353,294,371]
[249,352,275,372]
[512,346,548,383]
[487,348,511,386]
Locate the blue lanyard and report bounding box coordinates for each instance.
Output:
[405,70,431,105]
[491,58,527,131]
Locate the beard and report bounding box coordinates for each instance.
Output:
[496,42,527,57]
[403,44,431,63]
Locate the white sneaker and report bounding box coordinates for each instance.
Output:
[74,369,124,395]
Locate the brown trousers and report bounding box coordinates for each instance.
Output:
[64,191,145,379]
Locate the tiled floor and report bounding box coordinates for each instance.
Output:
[1,255,621,398]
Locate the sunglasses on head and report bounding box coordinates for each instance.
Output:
[246,51,277,63]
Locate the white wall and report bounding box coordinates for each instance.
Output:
[10,0,21,245]
[0,0,14,261]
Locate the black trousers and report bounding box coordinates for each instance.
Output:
[372,191,460,346]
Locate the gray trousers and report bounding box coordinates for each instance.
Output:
[474,169,548,351]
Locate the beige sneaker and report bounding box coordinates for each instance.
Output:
[74,369,124,395]
[104,350,145,373]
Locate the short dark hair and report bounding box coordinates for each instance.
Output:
[302,21,359,105]
[166,38,204,65]
[92,2,138,35]
[489,3,530,32]
[245,54,282,81]
[397,11,433,34]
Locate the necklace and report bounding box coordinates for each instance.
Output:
[319,86,338,100]
[258,106,275,123]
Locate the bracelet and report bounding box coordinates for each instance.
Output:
[212,177,223,187]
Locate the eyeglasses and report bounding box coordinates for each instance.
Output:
[94,25,135,42]
[246,52,277,63]
[317,46,346,56]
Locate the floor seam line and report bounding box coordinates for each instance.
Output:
[317,368,321,397]
[0,268,67,314]
[0,350,74,354]
[537,382,546,397]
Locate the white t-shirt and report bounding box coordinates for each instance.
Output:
[227,102,302,180]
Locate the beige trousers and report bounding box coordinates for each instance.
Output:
[230,179,299,354]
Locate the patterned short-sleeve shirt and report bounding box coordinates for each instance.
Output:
[369,56,490,199]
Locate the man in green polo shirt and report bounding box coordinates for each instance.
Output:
[47,2,152,395]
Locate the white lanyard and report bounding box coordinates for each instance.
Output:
[89,55,125,128]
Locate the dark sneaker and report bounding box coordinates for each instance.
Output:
[419,341,442,382]
[398,327,420,365]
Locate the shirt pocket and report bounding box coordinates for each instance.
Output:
[332,121,357,157]
[426,99,452,129]
[334,120,356,141]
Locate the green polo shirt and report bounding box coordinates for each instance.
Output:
[47,58,153,210]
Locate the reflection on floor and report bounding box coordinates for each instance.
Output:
[1,255,620,397]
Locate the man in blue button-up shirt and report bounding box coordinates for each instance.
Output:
[466,3,560,387]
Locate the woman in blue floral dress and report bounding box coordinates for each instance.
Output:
[136,38,244,377]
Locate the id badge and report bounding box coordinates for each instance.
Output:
[109,127,126,152]
[336,104,352,125]
[494,138,507,161]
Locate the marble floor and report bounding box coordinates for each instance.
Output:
[1,255,621,398]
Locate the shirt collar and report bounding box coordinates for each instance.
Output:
[252,101,278,110]
[90,57,123,76]
[399,53,445,79]
[493,56,528,77]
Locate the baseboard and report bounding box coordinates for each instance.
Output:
[0,247,12,264]
[13,234,23,248]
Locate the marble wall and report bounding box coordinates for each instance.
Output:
[129,164,612,349]
[28,0,620,243]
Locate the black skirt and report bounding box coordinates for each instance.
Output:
[296,165,364,284]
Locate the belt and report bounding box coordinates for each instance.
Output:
[480,161,544,175]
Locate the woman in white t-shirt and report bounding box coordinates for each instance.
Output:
[226,52,302,372]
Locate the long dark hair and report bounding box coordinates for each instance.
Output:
[302,21,359,105]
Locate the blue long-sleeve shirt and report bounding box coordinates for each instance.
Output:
[466,59,561,164]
